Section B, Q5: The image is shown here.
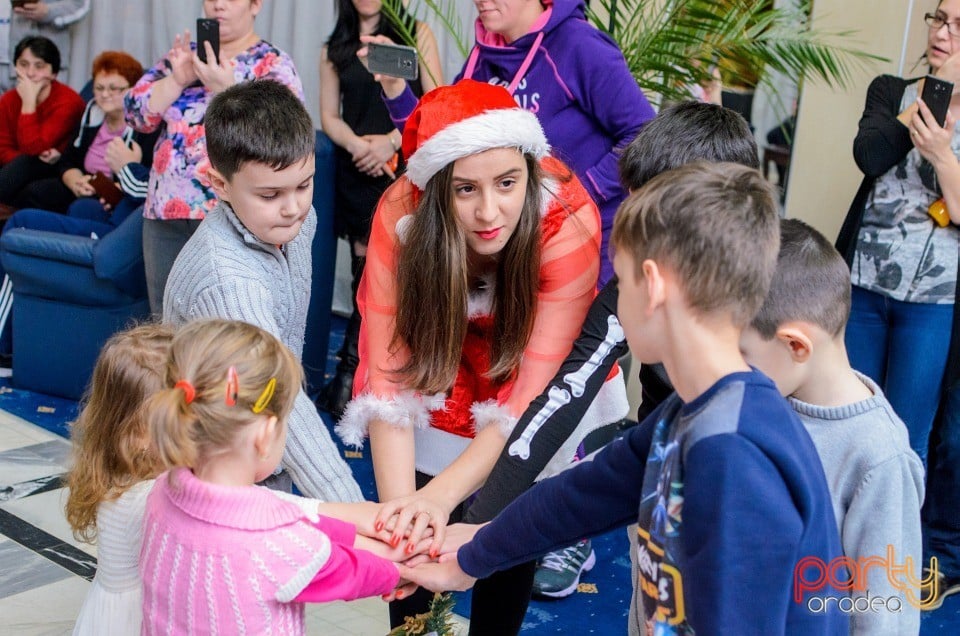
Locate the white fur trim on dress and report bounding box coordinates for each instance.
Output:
[335,391,446,449]
[406,108,549,189]
[471,399,518,437]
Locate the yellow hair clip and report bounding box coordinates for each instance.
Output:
[252,378,277,414]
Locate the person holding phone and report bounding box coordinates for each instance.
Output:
[364,0,654,287]
[0,1,89,93]
[835,0,960,607]
[317,0,443,420]
[7,50,156,215]
[125,0,303,315]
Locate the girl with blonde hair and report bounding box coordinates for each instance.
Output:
[65,323,174,635]
[140,319,402,634]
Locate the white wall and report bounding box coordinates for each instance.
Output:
[784,1,928,238]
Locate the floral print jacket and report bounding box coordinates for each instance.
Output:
[124,40,304,221]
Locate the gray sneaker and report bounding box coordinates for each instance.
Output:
[532,539,596,598]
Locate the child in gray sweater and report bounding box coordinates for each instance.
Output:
[741,218,926,635]
[162,80,362,503]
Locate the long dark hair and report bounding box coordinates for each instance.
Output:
[327,0,417,72]
[393,154,543,393]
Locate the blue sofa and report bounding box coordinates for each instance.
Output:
[1,209,150,399]
[0,130,339,401]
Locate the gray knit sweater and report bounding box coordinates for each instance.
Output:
[790,372,924,636]
[163,201,363,503]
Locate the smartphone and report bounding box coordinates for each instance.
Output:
[10,0,30,7]
[89,172,124,208]
[196,18,220,65]
[921,75,953,127]
[366,43,419,81]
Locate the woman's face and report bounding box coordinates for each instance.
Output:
[15,48,54,84]
[451,147,529,258]
[351,0,382,20]
[474,0,544,42]
[92,71,130,115]
[928,0,960,71]
[203,0,261,44]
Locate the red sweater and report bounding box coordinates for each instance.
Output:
[0,81,85,166]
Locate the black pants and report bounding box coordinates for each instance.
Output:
[0,155,61,208]
[388,473,536,635]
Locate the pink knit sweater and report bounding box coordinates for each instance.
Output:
[140,468,399,635]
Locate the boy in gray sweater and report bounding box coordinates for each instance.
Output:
[163,80,363,503]
[740,218,926,635]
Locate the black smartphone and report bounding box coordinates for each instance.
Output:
[367,43,419,81]
[10,0,30,8]
[196,18,220,65]
[921,75,953,127]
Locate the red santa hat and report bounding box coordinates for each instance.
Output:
[403,79,550,190]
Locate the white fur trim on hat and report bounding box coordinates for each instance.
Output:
[471,399,518,437]
[335,391,446,449]
[406,108,550,189]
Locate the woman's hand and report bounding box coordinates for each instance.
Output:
[15,72,46,110]
[12,2,49,22]
[354,134,396,177]
[193,42,238,94]
[376,493,451,559]
[38,148,60,164]
[357,35,408,99]
[167,31,198,88]
[105,138,141,174]
[63,170,95,198]
[911,98,957,167]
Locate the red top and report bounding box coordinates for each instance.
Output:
[0,81,85,165]
[355,156,601,437]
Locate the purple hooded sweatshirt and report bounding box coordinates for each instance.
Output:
[385,0,655,285]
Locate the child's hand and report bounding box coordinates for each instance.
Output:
[354,533,432,563]
[438,522,483,556]
[376,494,450,559]
[398,553,477,593]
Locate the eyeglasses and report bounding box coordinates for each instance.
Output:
[92,84,129,94]
[926,12,960,37]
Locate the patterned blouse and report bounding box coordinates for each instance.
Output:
[853,83,960,304]
[124,40,304,221]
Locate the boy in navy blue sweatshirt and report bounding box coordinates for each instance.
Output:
[401,162,848,635]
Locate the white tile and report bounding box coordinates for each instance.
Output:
[0,425,40,454]
[0,572,89,635]
[0,411,62,445]
[0,488,96,559]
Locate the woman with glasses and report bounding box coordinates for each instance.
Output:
[836,0,960,607]
[8,51,157,217]
[838,0,960,460]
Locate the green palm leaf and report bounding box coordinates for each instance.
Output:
[589,0,886,103]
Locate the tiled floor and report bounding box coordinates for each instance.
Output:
[0,408,439,636]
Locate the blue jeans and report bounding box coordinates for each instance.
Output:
[845,285,954,464]
[924,384,960,577]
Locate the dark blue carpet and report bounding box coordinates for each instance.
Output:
[6,313,959,633]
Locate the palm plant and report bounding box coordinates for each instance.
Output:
[385,0,885,105]
[592,0,885,103]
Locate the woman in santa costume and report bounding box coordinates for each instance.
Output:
[335,80,627,632]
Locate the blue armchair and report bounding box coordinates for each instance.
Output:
[0,209,150,399]
[0,131,340,401]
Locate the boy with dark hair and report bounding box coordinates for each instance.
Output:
[163,80,363,503]
[741,218,925,635]
[404,162,848,635]
[465,102,760,602]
